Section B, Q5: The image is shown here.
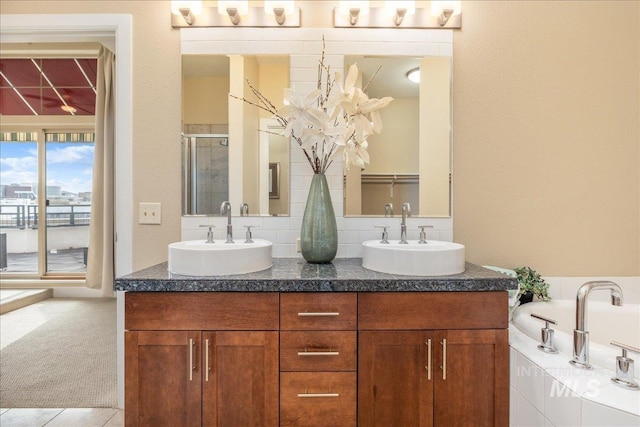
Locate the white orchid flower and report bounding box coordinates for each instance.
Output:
[300,110,345,149]
[233,47,392,175]
[277,88,324,139]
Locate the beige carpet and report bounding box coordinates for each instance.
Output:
[0,298,117,408]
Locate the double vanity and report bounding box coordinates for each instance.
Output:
[116,253,516,427]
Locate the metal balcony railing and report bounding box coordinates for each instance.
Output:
[0,204,91,229]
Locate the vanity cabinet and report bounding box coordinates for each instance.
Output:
[124,293,279,427]
[357,292,509,427]
[124,290,509,427]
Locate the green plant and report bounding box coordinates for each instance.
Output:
[514,266,551,302]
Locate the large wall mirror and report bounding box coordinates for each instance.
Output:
[343,56,452,218]
[181,52,451,218]
[181,54,290,216]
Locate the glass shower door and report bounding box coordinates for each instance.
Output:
[182,134,229,216]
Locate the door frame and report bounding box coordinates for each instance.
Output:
[0,13,133,279]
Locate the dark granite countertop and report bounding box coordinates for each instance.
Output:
[115,259,517,292]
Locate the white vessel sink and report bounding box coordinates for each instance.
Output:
[362,240,465,276]
[168,239,272,276]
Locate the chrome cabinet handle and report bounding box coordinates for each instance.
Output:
[441,339,447,380]
[297,312,339,317]
[205,339,210,382]
[297,350,340,356]
[425,339,432,380]
[189,338,195,381]
[297,392,339,398]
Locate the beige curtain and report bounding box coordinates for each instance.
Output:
[86,46,115,296]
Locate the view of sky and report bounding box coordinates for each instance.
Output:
[0,141,94,195]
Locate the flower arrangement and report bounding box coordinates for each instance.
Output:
[231,39,393,174]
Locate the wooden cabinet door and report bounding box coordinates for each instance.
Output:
[125,331,201,427]
[433,329,509,427]
[358,331,434,427]
[202,331,279,427]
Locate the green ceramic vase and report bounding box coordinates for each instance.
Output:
[301,173,338,263]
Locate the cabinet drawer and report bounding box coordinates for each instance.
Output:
[125,292,279,330]
[280,372,356,427]
[280,293,356,330]
[280,331,356,372]
[358,292,508,330]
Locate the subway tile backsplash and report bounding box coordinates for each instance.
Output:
[181,27,454,258]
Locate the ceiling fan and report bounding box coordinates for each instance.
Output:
[21,89,94,114]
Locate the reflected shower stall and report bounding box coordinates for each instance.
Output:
[182,134,229,215]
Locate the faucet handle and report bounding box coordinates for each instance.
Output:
[530,313,559,354]
[199,224,216,243]
[417,225,433,244]
[374,225,390,244]
[243,225,259,243]
[610,341,640,390]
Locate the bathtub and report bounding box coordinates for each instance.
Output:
[510,299,640,426]
[513,299,640,371]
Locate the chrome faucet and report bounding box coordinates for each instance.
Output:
[200,225,215,243]
[400,202,411,244]
[220,201,234,243]
[240,203,249,216]
[570,281,623,369]
[384,203,394,217]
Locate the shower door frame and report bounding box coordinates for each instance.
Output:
[182,133,229,216]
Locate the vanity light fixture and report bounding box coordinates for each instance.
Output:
[338,1,370,26]
[218,1,248,25]
[334,0,461,29]
[431,0,462,26]
[171,0,300,28]
[170,0,203,26]
[406,67,420,84]
[385,1,415,26]
[264,1,295,26]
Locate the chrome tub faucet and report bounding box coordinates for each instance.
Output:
[220,201,234,243]
[240,202,249,216]
[570,281,623,369]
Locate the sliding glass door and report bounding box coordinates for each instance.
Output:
[0,130,94,277]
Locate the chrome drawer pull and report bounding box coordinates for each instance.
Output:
[297,311,340,317]
[441,339,447,380]
[297,350,340,357]
[189,338,195,381]
[205,339,210,382]
[425,339,432,380]
[297,392,340,398]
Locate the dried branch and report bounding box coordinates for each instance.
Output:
[362,65,382,93]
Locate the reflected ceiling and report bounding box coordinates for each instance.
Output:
[0,58,97,116]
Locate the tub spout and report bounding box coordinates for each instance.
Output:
[570,281,623,369]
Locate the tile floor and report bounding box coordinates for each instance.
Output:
[0,408,123,427]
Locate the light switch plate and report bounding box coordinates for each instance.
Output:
[139,202,161,224]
